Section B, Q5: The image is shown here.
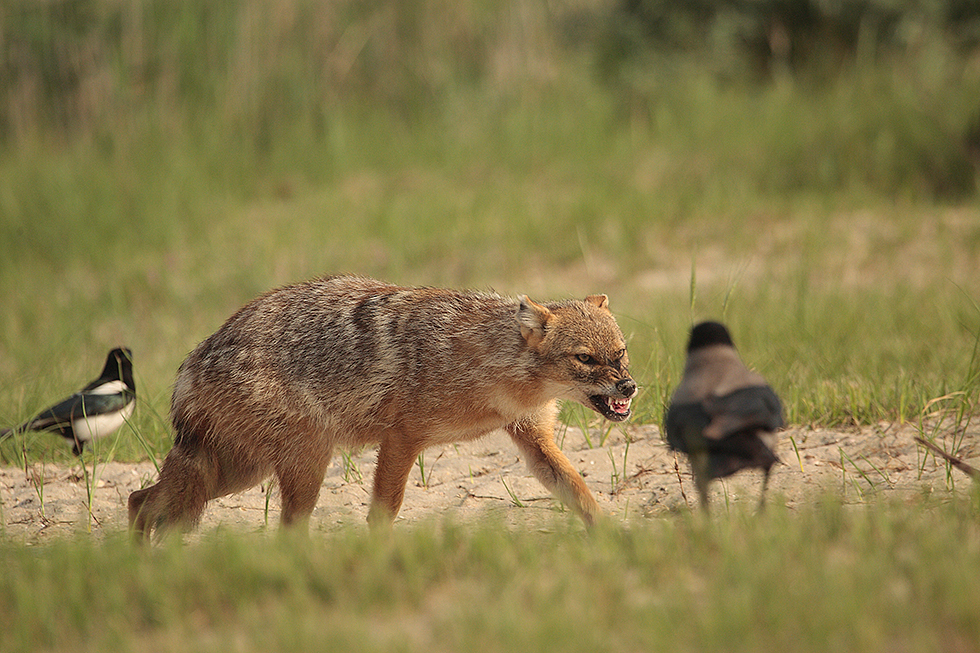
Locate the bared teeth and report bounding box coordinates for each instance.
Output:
[606,397,632,414]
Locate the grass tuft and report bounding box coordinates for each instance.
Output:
[1,498,979,652]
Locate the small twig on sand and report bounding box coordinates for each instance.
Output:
[914,437,979,479]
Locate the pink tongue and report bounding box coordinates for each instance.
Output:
[608,398,630,414]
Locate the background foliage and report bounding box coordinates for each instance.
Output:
[1,5,979,652]
[1,0,978,459]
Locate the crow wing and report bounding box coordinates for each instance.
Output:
[702,385,783,441]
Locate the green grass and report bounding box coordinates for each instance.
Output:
[1,5,977,447]
[1,4,979,651]
[1,495,979,653]
[2,3,977,454]
[2,120,978,463]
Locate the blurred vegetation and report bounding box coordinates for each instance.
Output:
[598,0,980,198]
[0,1,979,460]
[2,9,979,648]
[2,497,980,652]
[1,0,978,197]
[602,0,980,74]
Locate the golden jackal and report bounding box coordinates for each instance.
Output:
[129,275,636,539]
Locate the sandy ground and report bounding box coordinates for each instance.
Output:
[1,422,976,542]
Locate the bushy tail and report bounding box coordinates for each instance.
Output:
[914,437,979,479]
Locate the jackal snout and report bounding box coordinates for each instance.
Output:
[584,372,636,422]
[615,377,638,398]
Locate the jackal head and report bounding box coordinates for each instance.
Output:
[517,294,637,422]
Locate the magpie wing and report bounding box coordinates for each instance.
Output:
[22,390,133,433]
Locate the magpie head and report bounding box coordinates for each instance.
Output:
[102,347,135,391]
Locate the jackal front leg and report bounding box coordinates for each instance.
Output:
[505,409,600,528]
[368,430,426,530]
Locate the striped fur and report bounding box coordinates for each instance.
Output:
[129,275,637,540]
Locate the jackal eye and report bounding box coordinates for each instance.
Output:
[575,353,597,365]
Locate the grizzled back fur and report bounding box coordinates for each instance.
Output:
[129,275,636,540]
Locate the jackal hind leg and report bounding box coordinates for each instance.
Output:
[128,446,214,542]
[274,443,334,529]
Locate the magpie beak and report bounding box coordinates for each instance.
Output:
[1,348,136,455]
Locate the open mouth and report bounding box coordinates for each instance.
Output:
[589,395,633,422]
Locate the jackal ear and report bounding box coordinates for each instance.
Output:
[584,294,609,311]
[517,295,552,347]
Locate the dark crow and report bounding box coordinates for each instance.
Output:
[665,322,783,510]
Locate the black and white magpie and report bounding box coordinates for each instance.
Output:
[1,347,136,455]
[664,322,783,510]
